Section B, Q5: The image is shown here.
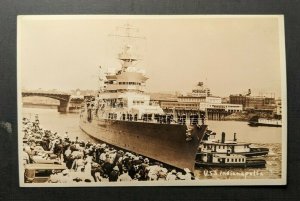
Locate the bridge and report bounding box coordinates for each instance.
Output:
[22,91,85,112]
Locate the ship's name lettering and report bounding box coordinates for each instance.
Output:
[203,170,263,177]
[203,170,218,176]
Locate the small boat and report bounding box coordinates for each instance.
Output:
[195,153,266,168]
[198,131,269,157]
[248,116,282,127]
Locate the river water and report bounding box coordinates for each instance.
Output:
[22,107,282,180]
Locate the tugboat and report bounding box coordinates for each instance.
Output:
[248,116,282,127]
[79,25,207,171]
[195,131,267,168]
[195,153,266,168]
[198,131,269,157]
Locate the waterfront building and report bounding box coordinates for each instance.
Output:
[191,81,211,97]
[275,99,282,117]
[158,82,242,120]
[199,102,242,113]
[229,92,276,112]
[229,94,247,107]
[160,101,200,112]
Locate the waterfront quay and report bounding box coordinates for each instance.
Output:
[22,116,195,183]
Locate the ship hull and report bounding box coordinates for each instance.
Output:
[196,148,269,158]
[248,122,282,127]
[195,159,266,168]
[80,116,207,172]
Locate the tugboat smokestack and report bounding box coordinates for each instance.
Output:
[221,132,226,143]
[234,133,237,141]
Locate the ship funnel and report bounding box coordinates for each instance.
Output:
[221,132,226,143]
[234,133,237,141]
[246,89,251,96]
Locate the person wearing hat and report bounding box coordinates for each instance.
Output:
[122,155,130,171]
[85,140,92,148]
[94,145,102,164]
[115,150,123,161]
[102,156,113,177]
[95,143,101,149]
[71,155,85,172]
[74,136,79,144]
[183,168,192,180]
[166,169,177,181]
[48,170,61,183]
[109,166,120,182]
[128,162,139,179]
[64,132,69,139]
[98,152,106,164]
[91,162,104,181]
[132,156,142,166]
[60,169,72,183]
[117,168,132,182]
[108,150,117,164]
[176,172,186,180]
[133,173,141,181]
[24,144,32,156]
[22,147,30,165]
[65,149,74,169]
[54,138,64,162]
[113,153,123,174]
[157,169,167,181]
[104,153,110,163]
[137,165,148,181]
[79,140,85,147]
[139,158,149,170]
[69,141,77,152]
[146,165,160,181]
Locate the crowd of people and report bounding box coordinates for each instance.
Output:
[22,115,196,183]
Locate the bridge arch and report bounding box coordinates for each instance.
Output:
[22,92,71,112]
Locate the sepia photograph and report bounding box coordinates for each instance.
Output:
[17,15,286,186]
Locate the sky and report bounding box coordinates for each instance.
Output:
[19,16,284,97]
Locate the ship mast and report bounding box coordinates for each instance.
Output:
[109,23,145,71]
[98,65,105,93]
[98,24,149,95]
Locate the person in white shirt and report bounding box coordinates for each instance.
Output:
[117,169,132,182]
[166,169,177,181]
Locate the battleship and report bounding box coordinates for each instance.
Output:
[79,25,207,171]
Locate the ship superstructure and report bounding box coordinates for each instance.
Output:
[95,43,164,120]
